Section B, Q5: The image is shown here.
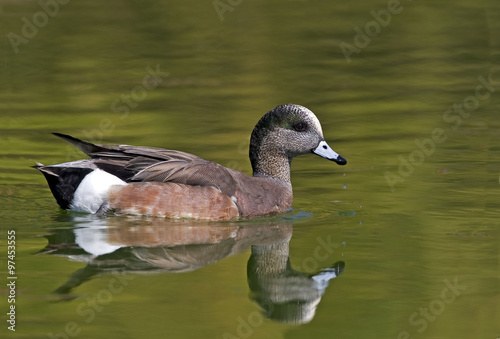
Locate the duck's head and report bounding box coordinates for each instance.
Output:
[250,104,346,181]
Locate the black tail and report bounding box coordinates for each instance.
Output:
[52,133,110,157]
[34,163,93,210]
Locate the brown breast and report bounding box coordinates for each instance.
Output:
[228,170,293,218]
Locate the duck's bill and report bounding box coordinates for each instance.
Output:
[312,141,347,165]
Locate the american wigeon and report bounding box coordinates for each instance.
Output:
[35,104,346,220]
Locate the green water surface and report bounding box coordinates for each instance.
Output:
[0,1,499,338]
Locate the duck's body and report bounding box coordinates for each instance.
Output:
[35,104,346,220]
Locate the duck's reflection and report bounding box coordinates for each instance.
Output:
[248,242,344,324]
[40,214,344,324]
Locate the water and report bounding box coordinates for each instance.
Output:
[1,0,499,338]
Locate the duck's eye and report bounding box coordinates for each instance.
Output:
[293,123,306,131]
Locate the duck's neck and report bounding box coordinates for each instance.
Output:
[249,112,292,184]
[250,144,292,184]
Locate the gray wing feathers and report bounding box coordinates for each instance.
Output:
[132,160,237,196]
[54,133,238,195]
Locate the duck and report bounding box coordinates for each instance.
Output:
[35,104,346,221]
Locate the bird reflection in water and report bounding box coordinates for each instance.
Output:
[39,214,345,324]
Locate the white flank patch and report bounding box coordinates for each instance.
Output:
[70,169,126,214]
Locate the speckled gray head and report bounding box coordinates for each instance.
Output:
[249,104,346,181]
